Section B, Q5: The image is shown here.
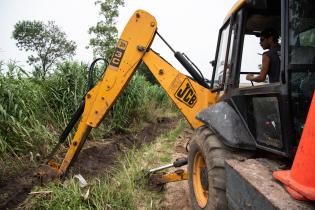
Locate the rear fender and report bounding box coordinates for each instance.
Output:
[197,101,256,150]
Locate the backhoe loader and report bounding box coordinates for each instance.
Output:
[41,0,315,209]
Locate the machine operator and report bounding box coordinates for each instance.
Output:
[246,28,281,83]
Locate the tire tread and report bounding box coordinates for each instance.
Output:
[188,126,231,210]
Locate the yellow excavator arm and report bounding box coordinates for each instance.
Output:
[46,10,218,176]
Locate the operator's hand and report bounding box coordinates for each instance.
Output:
[246,74,254,81]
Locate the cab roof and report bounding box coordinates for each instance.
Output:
[224,0,247,23]
[224,0,281,34]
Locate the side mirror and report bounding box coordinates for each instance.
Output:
[209,59,216,90]
[210,60,216,67]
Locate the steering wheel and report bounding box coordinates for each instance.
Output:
[240,72,259,87]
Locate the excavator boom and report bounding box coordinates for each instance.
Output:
[47,10,218,176]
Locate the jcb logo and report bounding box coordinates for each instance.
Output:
[110,39,128,69]
[175,78,197,108]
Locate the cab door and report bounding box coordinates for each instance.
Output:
[230,0,291,157]
[211,20,232,91]
[211,0,293,157]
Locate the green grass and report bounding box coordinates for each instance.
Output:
[0,60,174,195]
[23,119,187,210]
[0,61,171,155]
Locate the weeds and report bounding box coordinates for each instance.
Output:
[0,60,170,163]
[0,68,51,154]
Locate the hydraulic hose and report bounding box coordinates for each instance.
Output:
[156,31,209,89]
[47,58,108,160]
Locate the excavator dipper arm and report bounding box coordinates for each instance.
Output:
[142,50,217,128]
[47,10,218,176]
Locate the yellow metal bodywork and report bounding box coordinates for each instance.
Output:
[149,169,188,185]
[55,10,157,175]
[49,9,218,176]
[143,50,218,128]
[148,169,188,189]
[85,10,157,128]
[161,169,188,182]
[224,0,246,23]
[193,151,208,208]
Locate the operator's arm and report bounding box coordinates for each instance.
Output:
[246,53,270,82]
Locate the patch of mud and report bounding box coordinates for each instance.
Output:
[0,170,38,210]
[157,128,193,210]
[72,117,177,178]
[0,117,178,210]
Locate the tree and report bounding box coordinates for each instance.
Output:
[88,0,125,60]
[12,21,77,79]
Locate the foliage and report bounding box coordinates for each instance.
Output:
[107,73,151,130]
[42,61,89,127]
[12,20,77,79]
[0,64,51,154]
[0,60,171,157]
[88,0,125,59]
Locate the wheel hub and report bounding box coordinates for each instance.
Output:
[193,151,208,208]
[200,167,209,191]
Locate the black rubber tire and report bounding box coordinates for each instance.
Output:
[188,126,232,210]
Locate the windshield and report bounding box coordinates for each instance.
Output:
[213,24,230,88]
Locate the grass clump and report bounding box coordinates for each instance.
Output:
[0,66,51,155]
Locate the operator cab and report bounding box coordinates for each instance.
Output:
[210,0,315,157]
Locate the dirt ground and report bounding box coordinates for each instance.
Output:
[157,128,193,210]
[0,116,179,210]
[71,116,178,179]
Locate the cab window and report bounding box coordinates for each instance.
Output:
[212,24,230,89]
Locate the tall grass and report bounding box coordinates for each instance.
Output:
[0,61,170,157]
[41,61,89,127]
[107,74,152,131]
[0,62,50,154]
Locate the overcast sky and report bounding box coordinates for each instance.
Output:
[1,0,260,79]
